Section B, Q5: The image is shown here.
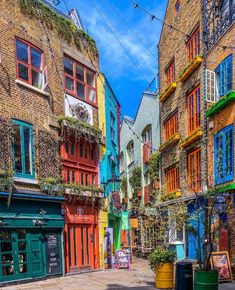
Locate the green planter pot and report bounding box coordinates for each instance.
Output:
[194,269,218,290]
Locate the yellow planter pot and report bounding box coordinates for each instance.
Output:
[155,263,174,289]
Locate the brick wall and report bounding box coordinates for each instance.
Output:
[158,0,204,196]
[0,0,99,186]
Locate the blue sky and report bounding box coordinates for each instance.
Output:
[59,0,168,118]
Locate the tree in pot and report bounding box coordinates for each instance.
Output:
[186,179,232,290]
[148,247,176,289]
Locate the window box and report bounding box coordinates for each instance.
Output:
[180,128,203,148]
[159,82,177,103]
[206,91,235,117]
[179,56,203,82]
[161,191,182,201]
[208,183,235,196]
[65,184,104,198]
[159,133,181,152]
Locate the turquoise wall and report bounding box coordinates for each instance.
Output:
[100,78,120,197]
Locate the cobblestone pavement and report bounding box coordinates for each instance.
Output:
[2,258,235,290]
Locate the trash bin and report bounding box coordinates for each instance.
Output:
[175,261,193,290]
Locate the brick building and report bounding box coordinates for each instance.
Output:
[0,0,102,283]
[158,0,235,262]
[158,0,204,259]
[203,1,235,261]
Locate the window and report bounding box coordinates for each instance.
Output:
[165,60,175,86]
[186,27,200,63]
[164,112,178,141]
[187,86,201,135]
[215,54,233,98]
[110,112,116,143]
[175,0,181,14]
[126,141,134,165]
[165,166,179,193]
[142,125,152,164]
[187,148,201,192]
[64,56,97,105]
[12,120,34,179]
[214,125,234,185]
[15,38,47,90]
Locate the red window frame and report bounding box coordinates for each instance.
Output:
[164,112,178,141]
[80,171,97,186]
[165,166,179,193]
[186,27,200,63]
[187,147,201,192]
[15,37,44,86]
[64,55,97,106]
[187,85,201,135]
[165,60,175,86]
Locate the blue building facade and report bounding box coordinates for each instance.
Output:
[99,75,121,251]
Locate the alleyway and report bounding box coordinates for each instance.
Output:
[2,258,235,290]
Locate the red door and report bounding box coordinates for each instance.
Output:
[67,224,94,271]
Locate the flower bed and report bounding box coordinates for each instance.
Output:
[206,91,235,117]
[179,56,203,82]
[180,129,203,148]
[159,133,181,152]
[159,82,177,103]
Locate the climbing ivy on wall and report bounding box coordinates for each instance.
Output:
[149,152,160,183]
[0,118,12,171]
[19,0,98,58]
[120,176,127,197]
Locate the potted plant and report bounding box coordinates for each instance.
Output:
[148,247,176,289]
[186,185,232,290]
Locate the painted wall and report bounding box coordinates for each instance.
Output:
[120,92,160,203]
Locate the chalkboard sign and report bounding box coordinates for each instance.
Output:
[122,246,133,263]
[115,250,130,270]
[45,233,61,275]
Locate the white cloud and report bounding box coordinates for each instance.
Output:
[66,0,166,83]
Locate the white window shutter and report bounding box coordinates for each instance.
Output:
[205,69,217,103]
[39,66,48,91]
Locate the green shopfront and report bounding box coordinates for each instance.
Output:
[0,192,64,284]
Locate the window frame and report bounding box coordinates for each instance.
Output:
[214,125,234,185]
[165,60,175,86]
[187,147,201,192]
[15,37,44,87]
[186,26,200,63]
[164,112,178,141]
[187,85,201,135]
[215,54,233,98]
[165,166,179,193]
[126,141,134,165]
[64,55,97,106]
[12,119,35,179]
[110,112,116,143]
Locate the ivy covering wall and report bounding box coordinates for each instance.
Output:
[19,0,98,58]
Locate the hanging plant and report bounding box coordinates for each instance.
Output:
[64,183,104,196]
[57,115,102,144]
[19,0,98,58]
[0,170,13,193]
[120,176,127,197]
[39,177,63,196]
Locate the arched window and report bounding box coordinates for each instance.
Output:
[126,141,134,165]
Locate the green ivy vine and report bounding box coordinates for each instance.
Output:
[19,0,98,58]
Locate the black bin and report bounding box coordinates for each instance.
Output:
[175,261,193,290]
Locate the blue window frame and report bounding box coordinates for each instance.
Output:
[214,125,234,185]
[215,54,233,98]
[12,120,35,179]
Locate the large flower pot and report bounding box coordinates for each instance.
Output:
[194,269,218,290]
[155,263,174,289]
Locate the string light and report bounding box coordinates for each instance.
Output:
[129,0,235,50]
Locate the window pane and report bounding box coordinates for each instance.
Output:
[87,70,95,87]
[31,48,42,69]
[13,124,22,173]
[24,126,32,175]
[64,57,74,76]
[32,70,40,88]
[16,40,28,63]
[18,63,29,81]
[77,82,85,99]
[76,64,84,81]
[65,77,74,91]
[88,88,96,103]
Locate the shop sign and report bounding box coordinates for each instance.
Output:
[45,233,60,275]
[77,207,84,216]
[215,194,227,213]
[130,218,139,228]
